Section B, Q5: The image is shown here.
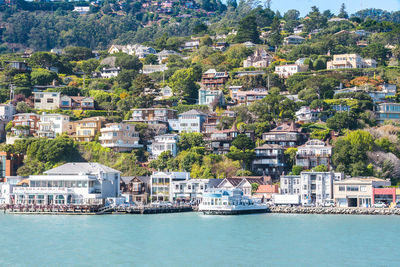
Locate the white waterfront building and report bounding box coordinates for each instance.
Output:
[280,171,344,206]
[170,178,221,204]
[10,163,121,205]
[150,171,190,202]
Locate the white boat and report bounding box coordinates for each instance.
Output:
[198,188,269,215]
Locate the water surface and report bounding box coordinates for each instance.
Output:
[0,213,398,266]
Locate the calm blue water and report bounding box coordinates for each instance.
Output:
[0,213,398,266]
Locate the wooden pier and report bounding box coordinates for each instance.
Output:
[2,204,194,215]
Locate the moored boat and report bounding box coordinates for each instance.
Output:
[198,188,269,215]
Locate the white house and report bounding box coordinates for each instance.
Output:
[9,163,121,205]
[0,104,16,140]
[275,64,307,78]
[149,134,179,159]
[170,179,221,203]
[150,171,190,202]
[217,177,266,197]
[100,67,121,78]
[156,50,182,63]
[37,113,70,138]
[280,171,344,206]
[168,109,208,133]
[142,64,168,74]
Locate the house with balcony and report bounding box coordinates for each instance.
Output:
[327,54,377,69]
[156,49,183,63]
[100,67,121,78]
[206,124,254,154]
[68,116,106,142]
[170,178,221,204]
[243,48,273,68]
[10,113,40,137]
[36,113,70,138]
[295,106,324,123]
[252,144,285,179]
[148,134,179,159]
[283,35,305,45]
[120,176,150,204]
[168,109,208,133]
[262,122,305,148]
[60,96,95,110]
[180,39,200,51]
[296,139,332,170]
[150,171,190,202]
[375,102,400,124]
[128,108,177,125]
[201,69,229,88]
[230,88,269,105]
[33,91,61,110]
[198,88,225,107]
[9,162,121,205]
[99,123,142,152]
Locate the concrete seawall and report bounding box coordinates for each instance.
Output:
[269,206,400,215]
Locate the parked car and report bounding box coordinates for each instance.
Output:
[395,202,400,208]
[322,200,335,207]
[303,203,315,207]
[373,202,387,208]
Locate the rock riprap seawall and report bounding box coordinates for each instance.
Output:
[269,206,400,215]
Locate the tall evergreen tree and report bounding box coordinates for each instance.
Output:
[269,16,282,47]
[338,3,349,19]
[235,15,261,44]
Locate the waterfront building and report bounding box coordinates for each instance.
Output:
[99,123,142,152]
[10,162,121,205]
[333,178,391,207]
[120,176,150,204]
[170,179,221,203]
[33,91,61,110]
[150,171,190,202]
[217,177,267,197]
[148,134,179,159]
[262,122,305,148]
[201,69,229,88]
[281,171,344,205]
[295,139,332,170]
[327,54,377,69]
[252,144,285,178]
[37,113,70,138]
[253,184,279,202]
[68,116,106,142]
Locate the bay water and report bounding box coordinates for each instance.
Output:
[0,213,398,266]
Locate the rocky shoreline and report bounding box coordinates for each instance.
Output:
[269,206,400,215]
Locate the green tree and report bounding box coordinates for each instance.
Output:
[115,54,143,70]
[312,164,328,172]
[30,52,59,69]
[80,58,99,75]
[143,54,158,65]
[178,132,205,151]
[338,3,348,19]
[63,47,94,61]
[232,134,255,151]
[269,16,282,47]
[168,68,199,103]
[326,112,358,132]
[251,183,259,193]
[291,165,303,175]
[235,15,260,44]
[30,68,58,86]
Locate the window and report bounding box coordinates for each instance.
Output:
[47,98,54,103]
[339,186,345,191]
[346,186,359,191]
[360,186,366,192]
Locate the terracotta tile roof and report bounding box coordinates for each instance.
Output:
[255,184,279,194]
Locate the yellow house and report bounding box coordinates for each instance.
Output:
[68,116,106,142]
